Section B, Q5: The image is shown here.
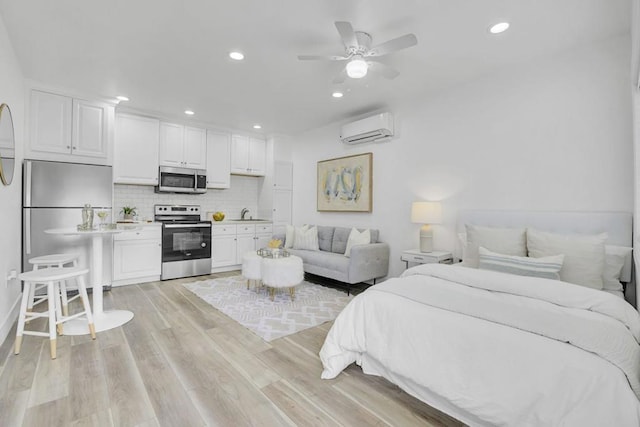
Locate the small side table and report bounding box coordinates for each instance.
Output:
[401,249,453,269]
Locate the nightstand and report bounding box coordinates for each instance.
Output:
[401,249,453,269]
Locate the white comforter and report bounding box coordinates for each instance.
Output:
[320,264,640,426]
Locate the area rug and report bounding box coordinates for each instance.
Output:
[183,275,354,341]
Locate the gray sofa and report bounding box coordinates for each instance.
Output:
[284,225,390,291]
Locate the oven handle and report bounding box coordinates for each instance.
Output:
[164,223,211,228]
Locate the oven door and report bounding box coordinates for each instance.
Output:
[162,223,212,262]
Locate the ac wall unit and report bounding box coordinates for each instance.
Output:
[340,112,394,145]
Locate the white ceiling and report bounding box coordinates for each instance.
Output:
[0,0,630,135]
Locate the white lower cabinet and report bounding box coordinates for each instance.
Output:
[211,222,273,272]
[113,225,162,286]
[211,225,237,269]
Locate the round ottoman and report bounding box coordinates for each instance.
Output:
[241,251,262,290]
[261,255,304,301]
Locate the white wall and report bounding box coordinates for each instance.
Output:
[0,13,25,344]
[292,35,633,279]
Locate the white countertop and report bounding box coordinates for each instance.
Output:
[211,219,272,224]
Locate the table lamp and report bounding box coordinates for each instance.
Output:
[411,201,442,252]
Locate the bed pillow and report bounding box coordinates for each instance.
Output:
[285,224,309,249]
[464,224,527,268]
[527,228,607,290]
[293,225,319,251]
[478,247,564,280]
[603,245,633,292]
[344,228,371,257]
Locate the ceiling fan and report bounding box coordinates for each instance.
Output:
[298,21,418,83]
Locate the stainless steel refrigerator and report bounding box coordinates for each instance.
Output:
[22,159,113,287]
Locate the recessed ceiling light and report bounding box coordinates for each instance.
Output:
[229,51,245,60]
[332,92,344,98]
[253,124,262,129]
[489,22,510,34]
[184,110,195,115]
[116,95,129,102]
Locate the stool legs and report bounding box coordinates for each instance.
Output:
[47,280,57,359]
[76,275,96,339]
[14,282,32,355]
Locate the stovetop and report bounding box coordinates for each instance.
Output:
[154,204,208,224]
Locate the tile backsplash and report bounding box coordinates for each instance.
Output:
[114,175,260,221]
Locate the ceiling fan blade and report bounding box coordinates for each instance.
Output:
[368,33,418,57]
[333,68,348,84]
[335,21,358,48]
[297,54,349,61]
[368,61,400,80]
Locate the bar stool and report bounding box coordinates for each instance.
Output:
[15,267,96,359]
[28,253,79,317]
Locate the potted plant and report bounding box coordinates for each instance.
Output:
[120,206,137,221]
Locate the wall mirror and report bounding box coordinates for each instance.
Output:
[0,103,15,186]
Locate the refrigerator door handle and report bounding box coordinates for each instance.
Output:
[24,160,32,207]
[25,209,31,255]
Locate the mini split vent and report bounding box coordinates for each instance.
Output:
[340,112,394,145]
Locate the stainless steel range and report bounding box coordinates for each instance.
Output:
[155,204,211,280]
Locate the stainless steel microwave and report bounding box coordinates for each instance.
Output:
[156,166,207,194]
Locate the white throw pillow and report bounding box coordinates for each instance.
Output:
[464,224,527,268]
[293,225,319,251]
[478,247,564,280]
[285,224,308,249]
[603,245,633,292]
[527,228,607,290]
[344,228,371,257]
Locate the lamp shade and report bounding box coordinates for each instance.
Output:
[411,201,442,224]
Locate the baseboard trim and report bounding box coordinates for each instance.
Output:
[0,294,21,349]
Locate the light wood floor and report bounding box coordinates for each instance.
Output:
[0,272,464,427]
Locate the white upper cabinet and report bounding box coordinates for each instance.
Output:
[206,130,231,188]
[113,113,160,185]
[29,90,110,163]
[72,99,108,157]
[184,127,207,169]
[159,122,185,167]
[231,134,266,176]
[159,122,206,169]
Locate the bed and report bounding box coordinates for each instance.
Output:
[320,211,640,426]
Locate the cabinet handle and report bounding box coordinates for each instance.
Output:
[67,145,71,149]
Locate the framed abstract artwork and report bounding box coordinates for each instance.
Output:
[317,152,372,212]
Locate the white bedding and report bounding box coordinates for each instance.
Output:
[320,264,640,426]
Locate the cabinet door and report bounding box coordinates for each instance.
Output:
[230,134,250,174]
[274,161,293,190]
[212,235,237,268]
[30,90,72,154]
[237,234,257,257]
[206,130,231,188]
[273,190,292,227]
[248,137,266,176]
[256,234,272,250]
[72,99,108,158]
[113,239,162,281]
[159,122,184,167]
[113,114,160,185]
[183,127,207,169]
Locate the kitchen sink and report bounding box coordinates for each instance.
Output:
[229,218,270,222]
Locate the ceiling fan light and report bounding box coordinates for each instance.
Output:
[346,58,368,79]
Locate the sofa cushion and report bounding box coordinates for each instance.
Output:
[289,248,350,273]
[317,226,335,252]
[331,227,351,254]
[331,227,379,253]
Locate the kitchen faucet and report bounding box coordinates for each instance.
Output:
[241,207,250,220]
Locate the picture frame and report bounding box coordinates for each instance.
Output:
[317,152,372,212]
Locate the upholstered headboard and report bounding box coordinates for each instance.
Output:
[456,210,633,282]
